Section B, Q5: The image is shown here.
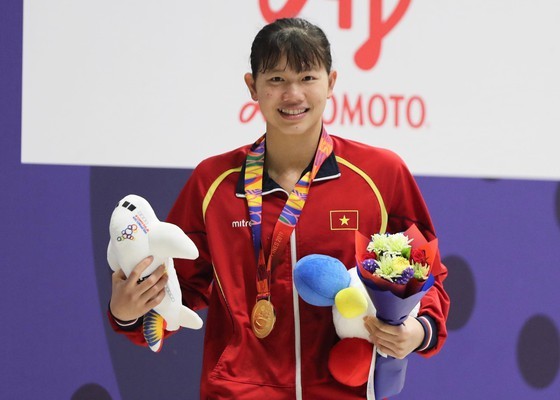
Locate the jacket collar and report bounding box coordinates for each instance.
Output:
[235,143,340,197]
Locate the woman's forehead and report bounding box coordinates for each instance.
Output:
[260,55,325,74]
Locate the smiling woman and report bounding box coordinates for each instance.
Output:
[244,62,336,193]
[242,19,337,192]
[107,17,449,400]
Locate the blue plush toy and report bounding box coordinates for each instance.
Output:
[294,254,374,340]
[293,254,351,306]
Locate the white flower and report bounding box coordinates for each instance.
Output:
[367,233,412,256]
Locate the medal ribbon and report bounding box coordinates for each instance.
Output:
[244,129,334,301]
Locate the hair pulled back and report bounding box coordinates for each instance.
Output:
[249,18,332,77]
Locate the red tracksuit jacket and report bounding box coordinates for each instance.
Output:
[111,132,449,399]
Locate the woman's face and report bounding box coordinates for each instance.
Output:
[244,58,336,138]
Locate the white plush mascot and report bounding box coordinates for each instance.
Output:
[107,194,203,352]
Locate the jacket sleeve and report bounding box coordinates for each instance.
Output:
[107,310,149,347]
[384,156,450,357]
[166,165,214,311]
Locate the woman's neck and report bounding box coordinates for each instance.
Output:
[264,128,322,192]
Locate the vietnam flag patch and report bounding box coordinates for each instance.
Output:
[330,210,359,230]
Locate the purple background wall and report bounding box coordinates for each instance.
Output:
[1,1,558,398]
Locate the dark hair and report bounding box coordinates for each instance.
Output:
[249,18,332,77]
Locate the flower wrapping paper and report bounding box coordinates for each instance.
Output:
[355,224,437,399]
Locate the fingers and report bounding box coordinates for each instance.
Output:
[139,266,169,303]
[363,316,407,359]
[112,268,126,283]
[109,260,168,321]
[375,341,401,359]
[145,285,167,310]
[138,263,167,290]
[364,316,400,337]
[128,256,155,284]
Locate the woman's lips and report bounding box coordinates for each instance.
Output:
[278,108,309,117]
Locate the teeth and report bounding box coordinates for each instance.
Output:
[280,108,306,115]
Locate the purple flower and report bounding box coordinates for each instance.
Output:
[362,258,378,273]
[394,267,414,285]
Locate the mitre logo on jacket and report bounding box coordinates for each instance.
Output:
[231,219,252,228]
[330,210,359,230]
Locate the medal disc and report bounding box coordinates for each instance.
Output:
[251,299,276,339]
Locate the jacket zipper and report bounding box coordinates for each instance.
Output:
[291,230,303,400]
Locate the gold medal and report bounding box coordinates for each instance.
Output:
[251,299,276,339]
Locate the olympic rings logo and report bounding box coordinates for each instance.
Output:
[117,224,138,241]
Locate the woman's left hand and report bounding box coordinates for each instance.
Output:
[363,315,424,359]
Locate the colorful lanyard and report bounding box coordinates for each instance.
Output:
[244,129,333,310]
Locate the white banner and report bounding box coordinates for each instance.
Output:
[21,1,560,180]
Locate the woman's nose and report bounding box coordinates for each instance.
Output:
[282,83,304,101]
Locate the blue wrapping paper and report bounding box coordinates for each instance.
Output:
[358,267,435,398]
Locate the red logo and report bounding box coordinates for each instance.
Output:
[258,0,411,71]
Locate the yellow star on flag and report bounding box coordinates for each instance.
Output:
[330,210,358,230]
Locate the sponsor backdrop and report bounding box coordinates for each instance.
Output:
[2,1,559,399]
[21,0,560,180]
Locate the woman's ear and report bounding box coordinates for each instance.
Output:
[244,73,258,101]
[327,70,337,99]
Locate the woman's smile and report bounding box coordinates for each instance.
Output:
[278,107,309,119]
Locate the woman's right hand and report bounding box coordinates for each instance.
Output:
[109,256,169,322]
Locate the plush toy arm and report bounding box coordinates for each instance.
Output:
[107,241,121,272]
[149,222,199,260]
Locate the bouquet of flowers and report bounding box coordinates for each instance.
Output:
[356,223,437,300]
[355,224,438,398]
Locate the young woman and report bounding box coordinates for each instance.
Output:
[109,18,449,399]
